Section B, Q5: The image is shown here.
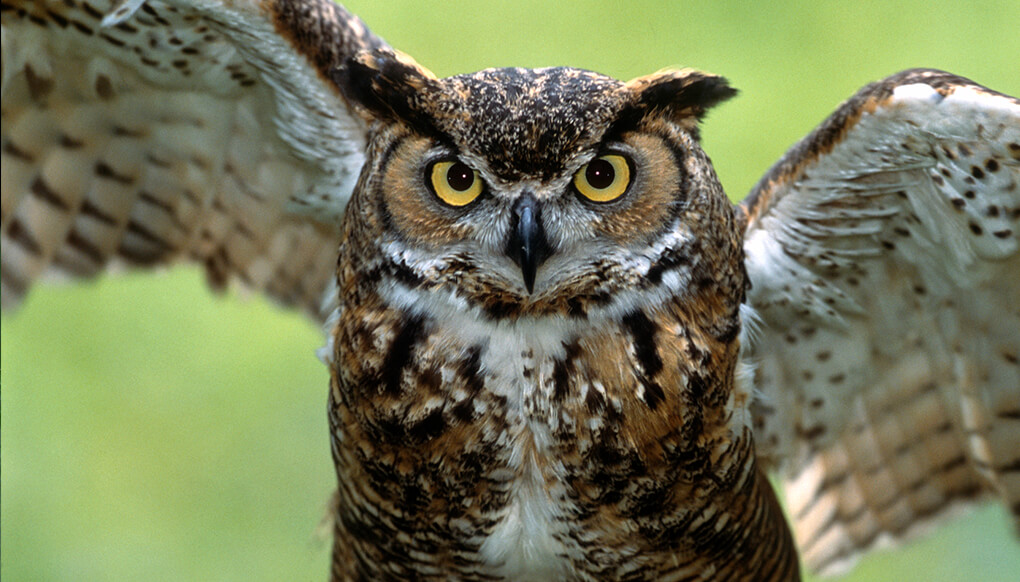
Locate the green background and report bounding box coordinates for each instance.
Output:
[2,0,1018,579]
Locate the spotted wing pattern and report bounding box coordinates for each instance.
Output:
[740,69,1020,575]
[1,0,386,321]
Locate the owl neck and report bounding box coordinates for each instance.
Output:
[328,279,798,579]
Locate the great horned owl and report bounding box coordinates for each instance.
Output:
[1,1,1018,581]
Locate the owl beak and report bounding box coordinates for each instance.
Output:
[507,194,551,294]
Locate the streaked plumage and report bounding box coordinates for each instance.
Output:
[2,1,1017,580]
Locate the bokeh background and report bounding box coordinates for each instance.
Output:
[3,0,1018,580]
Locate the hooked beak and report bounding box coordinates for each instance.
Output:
[506,194,551,294]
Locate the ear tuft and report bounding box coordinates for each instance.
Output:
[332,49,440,131]
[625,69,737,126]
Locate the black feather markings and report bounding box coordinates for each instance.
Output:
[612,71,737,137]
[638,73,737,119]
[622,310,667,410]
[333,49,443,136]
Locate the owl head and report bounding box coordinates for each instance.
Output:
[332,50,743,321]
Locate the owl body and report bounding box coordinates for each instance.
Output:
[324,64,798,580]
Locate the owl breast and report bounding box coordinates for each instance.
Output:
[331,284,591,577]
[328,273,797,579]
[396,292,588,578]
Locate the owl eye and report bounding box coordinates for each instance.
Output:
[428,160,483,207]
[573,154,632,203]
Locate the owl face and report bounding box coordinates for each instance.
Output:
[336,51,743,319]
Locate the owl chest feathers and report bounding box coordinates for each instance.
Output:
[333,288,608,575]
[329,276,774,578]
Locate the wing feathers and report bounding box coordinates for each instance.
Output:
[1,0,386,320]
[741,69,1020,574]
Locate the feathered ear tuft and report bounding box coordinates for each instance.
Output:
[332,49,441,133]
[617,69,737,133]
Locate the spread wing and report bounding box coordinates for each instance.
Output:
[1,0,387,322]
[740,69,1020,575]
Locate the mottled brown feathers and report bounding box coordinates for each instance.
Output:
[329,41,800,578]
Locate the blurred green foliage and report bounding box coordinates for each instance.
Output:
[2,1,1018,580]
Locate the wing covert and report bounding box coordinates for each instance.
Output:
[1,0,388,321]
[740,69,1020,574]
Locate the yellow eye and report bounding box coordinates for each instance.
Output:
[428,160,483,207]
[573,154,631,203]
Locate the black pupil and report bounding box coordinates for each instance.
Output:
[586,158,616,189]
[446,162,475,191]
